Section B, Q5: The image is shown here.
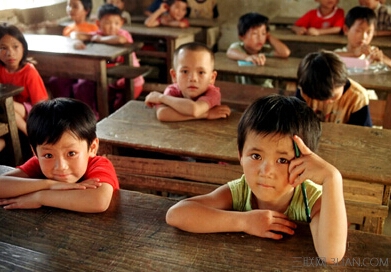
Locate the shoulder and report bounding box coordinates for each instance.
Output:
[345,79,369,101]
[163,84,183,97]
[86,156,119,190]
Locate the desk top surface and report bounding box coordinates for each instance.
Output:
[271,28,391,48]
[123,23,202,38]
[25,34,139,59]
[1,189,390,272]
[98,101,391,184]
[131,15,223,28]
[214,52,300,80]
[0,84,24,99]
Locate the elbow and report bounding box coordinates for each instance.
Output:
[281,49,291,58]
[315,242,346,265]
[165,206,180,227]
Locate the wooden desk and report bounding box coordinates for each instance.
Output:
[97,101,391,233]
[271,28,391,58]
[0,84,24,166]
[25,34,140,119]
[269,16,298,28]
[123,23,202,83]
[1,189,390,271]
[214,52,300,88]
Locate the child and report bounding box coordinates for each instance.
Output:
[296,50,372,127]
[104,0,131,24]
[166,94,347,264]
[291,0,344,36]
[226,12,290,88]
[144,0,189,28]
[359,0,391,35]
[48,0,99,118]
[74,4,145,108]
[335,6,391,67]
[144,42,231,121]
[0,24,48,151]
[0,98,119,213]
[62,0,99,37]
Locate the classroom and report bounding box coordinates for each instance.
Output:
[1,0,391,270]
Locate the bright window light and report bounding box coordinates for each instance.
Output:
[0,0,65,10]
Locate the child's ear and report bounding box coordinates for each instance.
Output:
[169,68,177,83]
[210,70,217,84]
[89,138,99,156]
[342,25,349,35]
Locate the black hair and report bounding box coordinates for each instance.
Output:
[27,98,97,154]
[80,0,93,18]
[0,23,28,68]
[237,12,269,37]
[167,0,187,5]
[297,50,347,100]
[172,41,214,69]
[345,6,376,28]
[237,95,321,156]
[97,3,122,20]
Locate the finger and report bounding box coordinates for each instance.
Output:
[292,135,312,156]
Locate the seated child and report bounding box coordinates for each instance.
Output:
[0,23,48,151]
[291,0,344,36]
[104,0,131,24]
[226,12,290,88]
[359,0,391,35]
[144,42,231,121]
[296,50,372,127]
[144,0,189,28]
[74,4,145,108]
[335,6,391,67]
[0,98,119,213]
[49,0,99,118]
[186,0,219,19]
[166,94,347,264]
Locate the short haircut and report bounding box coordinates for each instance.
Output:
[345,6,376,28]
[167,0,187,6]
[80,0,93,18]
[297,50,347,100]
[172,42,214,69]
[0,23,28,68]
[237,95,321,156]
[237,12,269,37]
[97,3,122,20]
[27,98,97,154]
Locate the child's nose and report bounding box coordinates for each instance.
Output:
[259,160,273,175]
[54,157,68,170]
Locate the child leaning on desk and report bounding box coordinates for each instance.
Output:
[144,42,231,121]
[296,50,372,127]
[74,4,145,109]
[0,24,48,152]
[226,12,290,88]
[335,6,391,67]
[0,98,119,213]
[291,0,344,36]
[144,0,189,28]
[103,0,131,24]
[166,95,347,263]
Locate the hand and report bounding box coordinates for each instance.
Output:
[145,91,163,107]
[367,47,384,63]
[243,210,296,239]
[293,27,307,35]
[307,27,320,36]
[206,105,231,119]
[159,2,169,12]
[0,192,42,210]
[288,135,341,187]
[73,40,86,50]
[49,178,102,190]
[246,54,266,66]
[91,35,102,42]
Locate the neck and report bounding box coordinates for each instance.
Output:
[319,6,334,16]
[252,191,293,213]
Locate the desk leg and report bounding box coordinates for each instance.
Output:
[384,93,391,129]
[166,38,175,83]
[123,52,134,102]
[97,60,109,119]
[4,97,22,166]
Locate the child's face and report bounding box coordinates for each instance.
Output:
[0,34,24,72]
[66,0,89,23]
[240,25,268,55]
[317,0,339,9]
[106,0,125,10]
[344,19,374,48]
[170,49,217,99]
[169,1,188,21]
[359,0,379,9]
[36,131,98,184]
[240,132,295,207]
[97,14,124,36]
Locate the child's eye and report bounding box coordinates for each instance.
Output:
[181,70,188,74]
[44,154,53,159]
[250,154,261,160]
[277,158,289,164]
[198,71,206,75]
[68,151,76,157]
